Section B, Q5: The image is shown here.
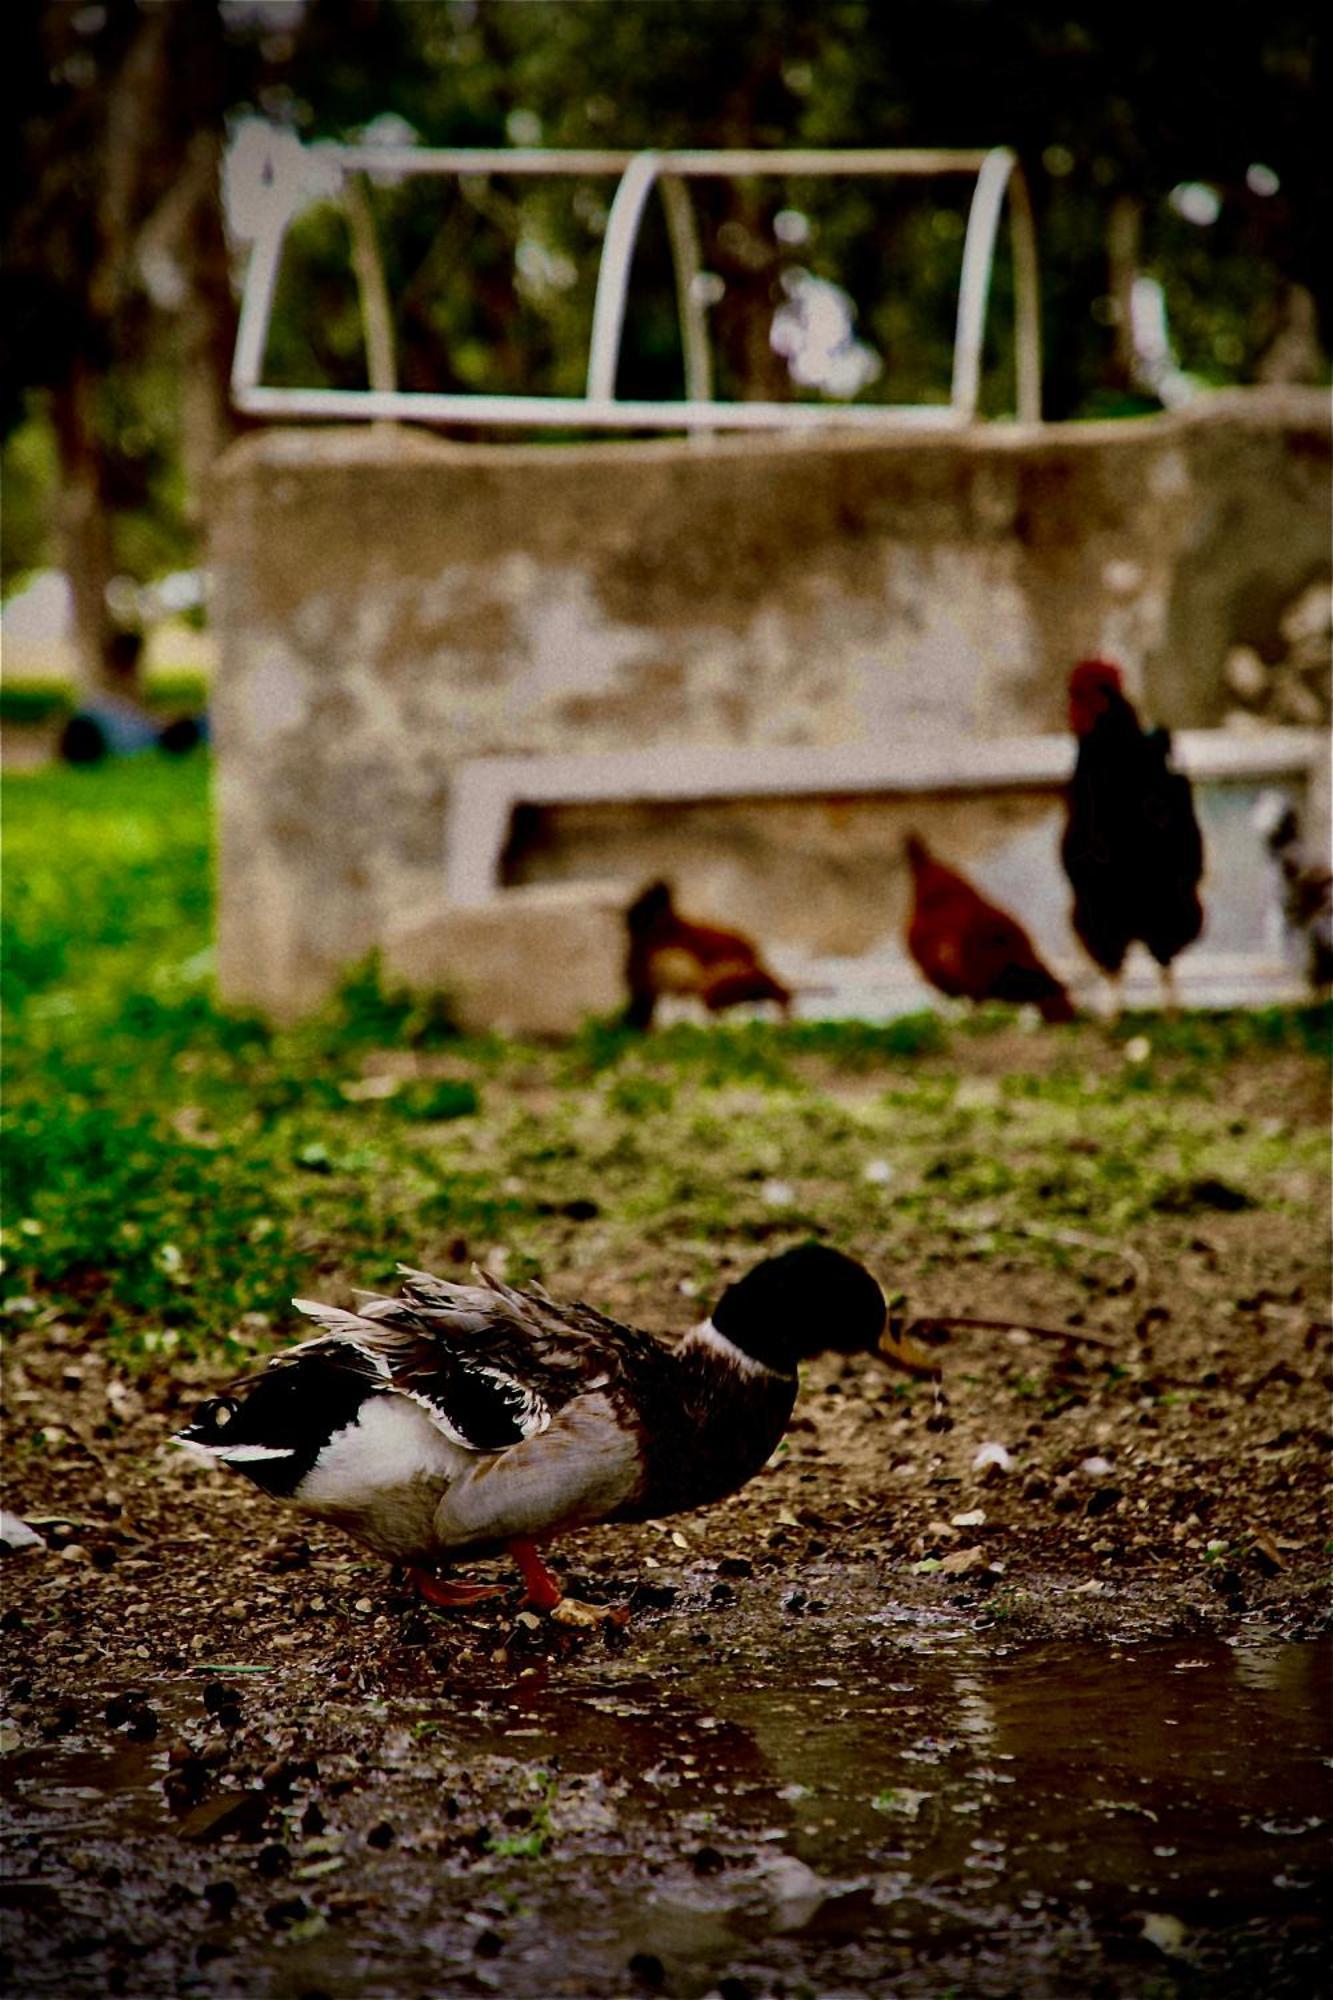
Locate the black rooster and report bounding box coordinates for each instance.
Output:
[1062,660,1204,1012]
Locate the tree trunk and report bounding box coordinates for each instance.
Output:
[49,364,122,700]
[1106,193,1144,393]
[176,128,239,521]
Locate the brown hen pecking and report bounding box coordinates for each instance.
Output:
[623,880,792,1030]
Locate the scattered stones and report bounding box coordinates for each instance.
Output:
[1224,580,1332,728]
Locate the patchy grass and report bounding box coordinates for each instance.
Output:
[2,755,1328,1365]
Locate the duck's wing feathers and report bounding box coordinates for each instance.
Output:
[283,1267,654,1455]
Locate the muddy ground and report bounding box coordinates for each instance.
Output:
[4,1110,1331,2000]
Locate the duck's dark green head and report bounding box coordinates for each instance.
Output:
[710,1243,887,1375]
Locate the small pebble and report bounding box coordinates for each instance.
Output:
[263,1896,308,1930]
[203,1880,238,1920]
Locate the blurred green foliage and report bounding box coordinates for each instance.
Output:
[2,2,1325,599]
[261,0,1325,418]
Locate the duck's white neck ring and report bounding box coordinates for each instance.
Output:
[681,1318,793,1380]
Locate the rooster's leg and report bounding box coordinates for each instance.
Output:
[1159,962,1181,1015]
[1104,970,1125,1023]
[409,1566,506,1608]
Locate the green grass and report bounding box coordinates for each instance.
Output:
[2,756,1328,1365]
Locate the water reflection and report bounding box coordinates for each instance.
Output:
[4,1634,1330,1997]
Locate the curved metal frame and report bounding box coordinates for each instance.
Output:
[231,144,1041,429]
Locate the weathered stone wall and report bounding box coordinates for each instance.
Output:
[210,389,1329,1016]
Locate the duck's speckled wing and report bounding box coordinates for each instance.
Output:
[283,1266,662,1455]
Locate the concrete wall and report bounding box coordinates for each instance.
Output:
[210,389,1330,1017]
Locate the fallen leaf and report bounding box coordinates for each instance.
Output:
[1139,1911,1189,1956]
[871,1787,931,1817]
[294,1856,346,1880]
[178,1790,269,1844]
[339,1075,401,1102]
[938,1545,988,1576]
[1248,1525,1286,1572]
[0,1511,47,1553]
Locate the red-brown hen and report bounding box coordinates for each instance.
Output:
[623,880,792,1029]
[904,835,1075,1023]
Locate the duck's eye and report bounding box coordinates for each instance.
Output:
[212,1401,234,1429]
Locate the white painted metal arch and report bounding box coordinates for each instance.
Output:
[231,143,1041,431]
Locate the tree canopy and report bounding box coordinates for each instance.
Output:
[2,0,1325,678]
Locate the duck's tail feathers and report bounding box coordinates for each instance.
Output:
[286,1298,396,1376]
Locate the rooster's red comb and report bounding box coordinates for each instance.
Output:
[1069,658,1123,692]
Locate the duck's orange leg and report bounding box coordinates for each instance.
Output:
[408,1566,506,1609]
[508,1538,630,1628]
[507,1537,564,1610]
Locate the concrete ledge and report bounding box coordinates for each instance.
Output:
[384,881,627,1038]
[446,727,1327,905]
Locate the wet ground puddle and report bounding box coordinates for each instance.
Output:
[4,1627,1330,1995]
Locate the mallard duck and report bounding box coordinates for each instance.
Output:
[173,1246,885,1621]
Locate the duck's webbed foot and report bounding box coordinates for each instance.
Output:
[409,1566,506,1609]
[506,1538,630,1626]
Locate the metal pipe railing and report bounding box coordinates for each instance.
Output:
[230,143,1041,431]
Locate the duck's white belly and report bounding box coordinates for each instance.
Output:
[292,1395,471,1560]
[284,1389,642,1564]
